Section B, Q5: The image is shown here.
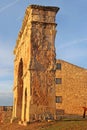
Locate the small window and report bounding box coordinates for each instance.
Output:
[56,63,61,70]
[56,96,62,103]
[55,78,62,84]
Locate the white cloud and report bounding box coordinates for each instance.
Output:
[0,80,13,91]
[58,48,87,60]
[0,0,20,14]
[0,40,14,105]
[0,40,14,93]
[58,38,87,49]
[0,92,13,97]
[0,92,13,106]
[0,68,13,77]
[16,15,23,21]
[0,41,14,66]
[56,38,87,68]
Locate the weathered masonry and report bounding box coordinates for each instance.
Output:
[56,59,87,117]
[12,5,59,123]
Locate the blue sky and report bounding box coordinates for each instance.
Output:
[0,0,87,105]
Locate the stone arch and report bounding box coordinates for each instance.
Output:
[16,58,23,119]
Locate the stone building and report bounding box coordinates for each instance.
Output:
[12,5,59,123]
[56,59,87,117]
[0,106,12,123]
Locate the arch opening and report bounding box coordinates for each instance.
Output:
[16,58,23,120]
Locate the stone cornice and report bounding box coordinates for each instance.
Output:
[28,5,60,13]
[14,5,59,54]
[31,21,57,26]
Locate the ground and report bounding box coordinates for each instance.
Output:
[0,120,87,130]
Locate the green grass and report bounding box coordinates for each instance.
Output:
[40,120,87,130]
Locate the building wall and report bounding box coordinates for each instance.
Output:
[0,106,12,123]
[56,59,87,116]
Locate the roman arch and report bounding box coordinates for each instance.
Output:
[12,5,59,123]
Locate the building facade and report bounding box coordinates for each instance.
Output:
[56,59,87,116]
[12,5,59,123]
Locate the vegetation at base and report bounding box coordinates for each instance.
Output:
[40,120,87,130]
[0,120,87,130]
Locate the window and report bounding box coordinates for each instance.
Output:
[56,63,61,70]
[55,78,62,84]
[56,96,62,103]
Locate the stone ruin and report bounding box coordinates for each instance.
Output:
[12,5,59,124]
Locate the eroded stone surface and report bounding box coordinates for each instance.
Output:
[12,5,59,123]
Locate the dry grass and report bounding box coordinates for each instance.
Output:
[0,120,87,130]
[41,120,87,130]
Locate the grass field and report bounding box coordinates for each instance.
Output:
[40,120,87,130]
[0,120,87,130]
